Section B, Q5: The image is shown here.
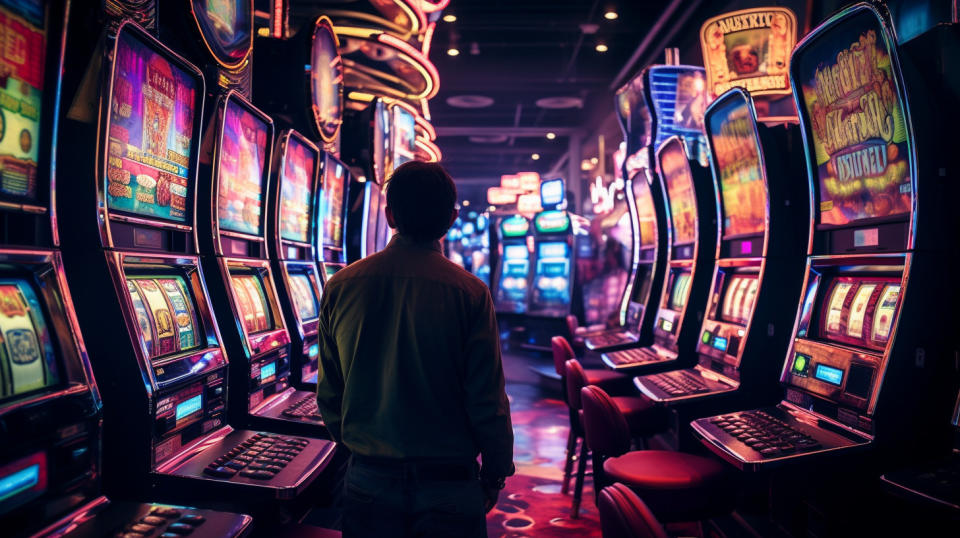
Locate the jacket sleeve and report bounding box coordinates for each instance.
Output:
[315,287,344,444]
[463,288,515,480]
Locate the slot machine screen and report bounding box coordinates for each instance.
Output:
[279,136,318,243]
[392,105,416,168]
[320,154,346,250]
[819,277,902,351]
[125,276,201,360]
[230,273,273,334]
[633,176,657,248]
[105,27,200,224]
[708,93,766,238]
[792,9,912,228]
[670,273,691,310]
[0,280,59,403]
[190,0,253,66]
[504,244,527,260]
[721,275,758,324]
[649,66,707,148]
[287,272,319,322]
[373,99,390,183]
[615,74,653,151]
[217,97,269,235]
[0,2,45,202]
[659,140,697,245]
[311,17,343,143]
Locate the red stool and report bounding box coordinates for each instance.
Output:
[581,385,733,523]
[598,483,668,538]
[564,359,664,519]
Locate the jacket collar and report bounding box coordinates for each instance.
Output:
[387,234,443,253]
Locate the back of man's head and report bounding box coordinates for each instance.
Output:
[385,161,458,242]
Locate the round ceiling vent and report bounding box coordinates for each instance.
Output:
[535,96,583,109]
[446,95,495,108]
[468,135,509,144]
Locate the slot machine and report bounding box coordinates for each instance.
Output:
[527,210,575,318]
[342,97,391,260]
[584,67,669,352]
[194,91,329,440]
[56,21,334,508]
[691,3,959,481]
[600,136,717,375]
[0,3,250,536]
[632,88,809,449]
[318,153,350,278]
[493,215,532,314]
[265,130,327,404]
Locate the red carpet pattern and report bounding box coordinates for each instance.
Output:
[487,384,601,537]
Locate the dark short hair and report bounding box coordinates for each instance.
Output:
[385,161,457,241]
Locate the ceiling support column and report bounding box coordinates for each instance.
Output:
[567,132,582,214]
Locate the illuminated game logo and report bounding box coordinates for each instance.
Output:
[701,8,797,99]
[793,9,912,226]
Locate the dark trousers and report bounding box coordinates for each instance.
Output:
[342,456,487,538]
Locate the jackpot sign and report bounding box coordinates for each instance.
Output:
[794,9,912,226]
[701,7,797,99]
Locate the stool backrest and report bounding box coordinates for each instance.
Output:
[581,385,632,458]
[552,336,575,377]
[564,359,589,410]
[598,483,669,538]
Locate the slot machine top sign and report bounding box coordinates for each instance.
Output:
[190,0,254,68]
[615,72,654,151]
[791,5,913,228]
[311,16,344,144]
[700,7,797,100]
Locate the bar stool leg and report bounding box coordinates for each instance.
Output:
[571,437,589,518]
[562,429,576,495]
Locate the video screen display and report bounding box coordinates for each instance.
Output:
[615,74,653,150]
[279,136,317,243]
[126,276,201,360]
[311,17,343,142]
[0,280,58,402]
[106,27,199,224]
[373,100,390,183]
[540,178,564,208]
[504,244,528,260]
[659,140,697,245]
[217,98,269,235]
[320,155,346,249]
[191,0,252,66]
[538,241,568,260]
[0,1,45,202]
[287,272,319,322]
[819,277,902,351]
[649,66,707,148]
[392,105,416,168]
[708,93,766,238]
[670,273,691,310]
[230,273,272,334]
[633,177,657,249]
[720,275,759,324]
[794,9,912,227]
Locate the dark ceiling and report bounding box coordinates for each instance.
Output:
[427,0,665,206]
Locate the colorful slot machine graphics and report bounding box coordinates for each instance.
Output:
[311,18,343,142]
[106,30,198,223]
[280,137,316,243]
[287,273,318,321]
[230,274,271,333]
[0,280,57,398]
[795,11,912,227]
[0,2,45,201]
[710,96,766,238]
[217,99,268,235]
[821,277,901,350]
[634,180,657,249]
[126,276,200,360]
[321,159,344,248]
[192,0,252,65]
[660,142,697,245]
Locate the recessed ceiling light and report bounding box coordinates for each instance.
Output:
[595,43,608,53]
[604,11,618,20]
[546,132,556,140]
[591,157,599,164]
[449,95,495,109]
[462,200,470,206]
[532,153,541,160]
[447,48,460,56]
[443,14,457,23]
[535,96,584,109]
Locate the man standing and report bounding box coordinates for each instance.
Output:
[316,161,514,537]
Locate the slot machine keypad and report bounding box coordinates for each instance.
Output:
[587,331,636,348]
[203,433,309,480]
[647,370,710,396]
[708,410,821,457]
[281,394,324,421]
[605,346,661,366]
[115,505,206,538]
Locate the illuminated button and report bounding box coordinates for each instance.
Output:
[128,524,156,533]
[178,514,206,525]
[165,522,196,535]
[701,331,711,344]
[141,516,166,526]
[150,507,181,518]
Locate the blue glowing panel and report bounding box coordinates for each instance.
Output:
[712,336,728,351]
[649,66,708,149]
[260,361,276,381]
[175,394,202,421]
[814,364,844,386]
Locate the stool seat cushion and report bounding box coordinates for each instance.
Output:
[604,450,725,490]
[611,396,666,437]
[584,367,627,388]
